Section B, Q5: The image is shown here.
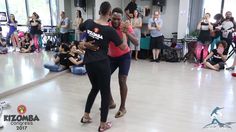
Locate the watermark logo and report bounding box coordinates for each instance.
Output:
[4,104,40,131]
[203,107,236,129]
[17,105,27,115]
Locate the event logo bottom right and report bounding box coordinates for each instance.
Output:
[203,107,236,129]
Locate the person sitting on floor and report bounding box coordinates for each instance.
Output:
[67,44,86,75]
[0,38,8,54]
[71,40,85,55]
[19,33,35,53]
[44,43,69,72]
[203,40,227,71]
[0,25,7,54]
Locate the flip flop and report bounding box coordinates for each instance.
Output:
[80,116,92,123]
[115,110,127,118]
[98,122,112,132]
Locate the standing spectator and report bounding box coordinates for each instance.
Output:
[35,14,43,50]
[221,11,235,55]
[124,0,137,20]
[197,13,213,45]
[29,12,42,52]
[210,13,224,51]
[59,11,70,44]
[130,10,142,60]
[148,10,163,62]
[73,10,83,41]
[7,14,18,51]
[196,13,213,62]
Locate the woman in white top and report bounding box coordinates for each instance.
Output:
[73,10,83,41]
[130,10,142,60]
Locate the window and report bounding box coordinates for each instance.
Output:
[7,0,28,25]
[51,0,58,26]
[223,0,236,17]
[27,0,51,26]
[203,0,222,22]
[0,1,6,13]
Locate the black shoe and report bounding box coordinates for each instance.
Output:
[150,59,156,62]
[226,66,235,70]
[155,59,160,62]
[80,116,92,123]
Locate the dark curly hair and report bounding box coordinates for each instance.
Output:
[216,40,228,49]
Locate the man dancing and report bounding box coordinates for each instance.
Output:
[108,7,138,118]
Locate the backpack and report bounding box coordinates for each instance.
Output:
[195,42,209,63]
[162,48,179,62]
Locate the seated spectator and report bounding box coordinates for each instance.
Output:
[67,44,86,75]
[0,26,8,54]
[71,41,85,55]
[44,44,69,72]
[203,41,227,71]
[0,38,8,54]
[19,33,35,53]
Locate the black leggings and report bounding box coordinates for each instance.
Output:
[84,59,111,122]
[222,33,232,55]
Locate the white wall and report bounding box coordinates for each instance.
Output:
[157,0,179,38]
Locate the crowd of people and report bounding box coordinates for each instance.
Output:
[195,11,236,73]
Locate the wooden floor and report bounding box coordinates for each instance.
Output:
[0,51,236,132]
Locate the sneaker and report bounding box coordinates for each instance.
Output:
[226,66,235,70]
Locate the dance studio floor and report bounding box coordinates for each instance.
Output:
[0,51,236,132]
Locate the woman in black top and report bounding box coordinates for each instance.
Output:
[29,12,42,52]
[203,41,227,71]
[197,13,213,44]
[20,33,34,53]
[197,13,213,62]
[44,44,69,72]
[67,44,86,75]
[79,1,127,132]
